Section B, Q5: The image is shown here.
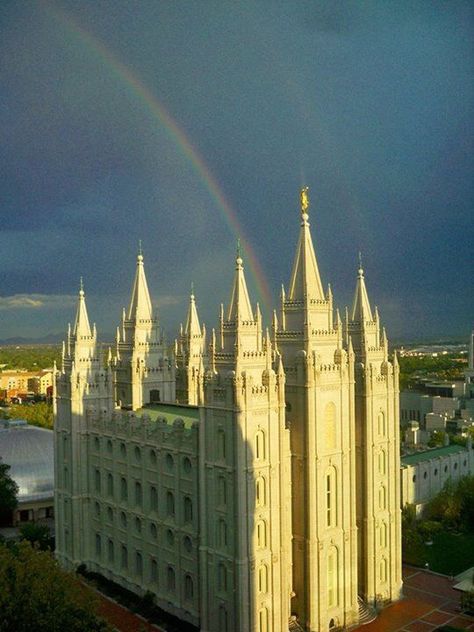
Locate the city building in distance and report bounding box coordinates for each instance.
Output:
[54,189,402,632]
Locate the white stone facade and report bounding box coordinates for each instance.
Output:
[55,190,402,632]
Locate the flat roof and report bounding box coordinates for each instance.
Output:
[134,403,199,429]
[401,444,467,466]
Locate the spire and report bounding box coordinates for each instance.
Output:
[128,249,153,321]
[227,246,254,322]
[185,284,201,337]
[73,278,92,337]
[351,257,373,322]
[288,187,325,301]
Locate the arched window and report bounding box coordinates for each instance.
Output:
[256,476,266,507]
[107,473,114,497]
[135,517,142,534]
[120,511,127,528]
[166,491,175,517]
[256,520,267,548]
[121,545,128,569]
[325,402,337,450]
[150,486,158,511]
[327,546,339,608]
[184,574,194,600]
[380,557,388,583]
[184,496,193,523]
[379,485,386,510]
[107,506,113,523]
[218,429,226,460]
[219,605,228,631]
[94,469,101,493]
[135,551,143,577]
[379,521,388,548]
[167,566,176,592]
[150,522,158,539]
[94,502,101,518]
[258,564,268,593]
[149,449,157,465]
[95,533,101,558]
[259,607,268,632]
[255,430,265,460]
[108,539,114,563]
[135,482,142,507]
[218,476,227,506]
[165,453,174,471]
[378,411,386,436]
[120,477,128,501]
[218,519,227,548]
[134,446,141,463]
[326,467,337,527]
[218,562,227,591]
[379,450,386,476]
[150,558,158,583]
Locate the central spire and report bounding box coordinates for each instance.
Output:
[73,278,91,337]
[185,283,201,337]
[128,247,153,321]
[351,257,373,322]
[227,243,254,322]
[288,187,325,301]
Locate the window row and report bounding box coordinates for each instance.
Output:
[90,439,192,473]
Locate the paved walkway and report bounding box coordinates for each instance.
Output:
[355,565,474,632]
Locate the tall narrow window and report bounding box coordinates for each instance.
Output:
[380,557,388,583]
[120,477,127,501]
[107,473,114,497]
[108,539,114,563]
[256,476,266,507]
[379,485,386,510]
[150,486,158,511]
[218,476,227,506]
[121,545,128,569]
[258,564,268,593]
[218,429,226,460]
[259,607,268,632]
[166,491,175,517]
[379,450,386,476]
[255,430,265,460]
[379,521,388,548]
[325,402,337,450]
[135,482,142,507]
[94,469,101,493]
[150,558,158,583]
[218,519,227,548]
[167,566,176,592]
[326,467,337,527]
[218,563,227,591]
[378,411,386,436]
[327,546,339,608]
[219,606,228,632]
[184,574,194,600]
[256,520,267,548]
[95,533,101,559]
[135,551,143,577]
[184,496,193,523]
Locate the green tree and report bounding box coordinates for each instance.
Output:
[8,402,53,429]
[0,461,18,525]
[0,541,111,632]
[19,522,53,551]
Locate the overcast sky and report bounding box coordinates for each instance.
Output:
[1,1,472,341]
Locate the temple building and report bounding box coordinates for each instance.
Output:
[54,188,402,632]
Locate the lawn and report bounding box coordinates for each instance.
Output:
[403,530,474,576]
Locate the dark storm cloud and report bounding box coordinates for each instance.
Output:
[0,1,472,340]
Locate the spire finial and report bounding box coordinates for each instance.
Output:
[137,239,143,262]
[79,276,84,296]
[358,251,363,275]
[190,281,194,298]
[236,238,243,267]
[300,186,309,223]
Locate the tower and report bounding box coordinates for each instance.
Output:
[54,281,114,568]
[198,250,292,632]
[175,286,206,404]
[348,261,403,606]
[114,250,175,409]
[276,189,358,631]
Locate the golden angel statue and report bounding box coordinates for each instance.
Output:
[300,186,309,214]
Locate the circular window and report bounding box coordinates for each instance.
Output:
[166,454,174,471]
[120,512,127,528]
[166,529,174,546]
[135,446,141,462]
[107,439,113,454]
[120,443,127,458]
[107,507,113,522]
[183,536,192,553]
[135,517,142,533]
[150,523,158,539]
[149,449,157,465]
[183,457,192,474]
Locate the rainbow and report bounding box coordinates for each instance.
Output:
[40,1,273,314]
